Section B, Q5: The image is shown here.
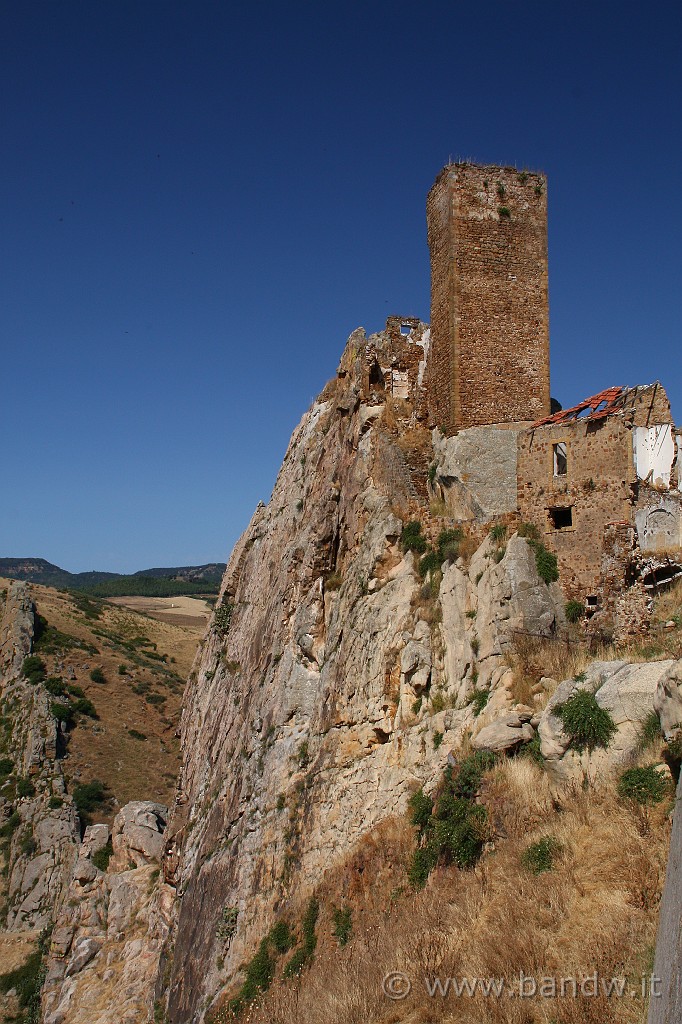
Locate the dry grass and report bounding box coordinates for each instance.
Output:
[16,580,193,818]
[652,578,682,624]
[505,633,603,706]
[214,760,669,1024]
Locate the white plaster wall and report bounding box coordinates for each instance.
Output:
[633,424,675,488]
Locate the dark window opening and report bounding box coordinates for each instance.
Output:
[368,361,385,390]
[586,595,598,607]
[549,506,573,530]
[641,564,682,591]
[553,442,567,476]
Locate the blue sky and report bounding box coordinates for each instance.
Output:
[3,1,680,572]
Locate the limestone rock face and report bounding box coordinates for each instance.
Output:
[110,802,168,871]
[538,659,677,784]
[471,712,534,753]
[0,583,80,931]
[135,325,571,1024]
[431,425,524,520]
[654,661,682,739]
[42,801,172,1024]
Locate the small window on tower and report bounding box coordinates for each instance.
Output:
[400,323,413,336]
[549,506,573,530]
[553,442,567,476]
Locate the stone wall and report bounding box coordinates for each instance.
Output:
[426,162,550,432]
[431,424,523,520]
[517,416,634,595]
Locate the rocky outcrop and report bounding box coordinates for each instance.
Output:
[42,802,172,1024]
[538,659,677,784]
[0,583,80,930]
[472,710,534,753]
[654,661,682,740]
[431,425,524,520]
[138,325,569,1024]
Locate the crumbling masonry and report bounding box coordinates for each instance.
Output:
[371,161,682,611]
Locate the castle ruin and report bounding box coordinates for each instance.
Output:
[357,161,682,623]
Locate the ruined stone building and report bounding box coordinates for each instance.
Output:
[363,161,682,607]
[426,162,550,432]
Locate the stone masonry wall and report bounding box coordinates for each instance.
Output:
[426,163,550,432]
[517,416,634,595]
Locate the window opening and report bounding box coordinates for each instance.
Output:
[553,442,567,476]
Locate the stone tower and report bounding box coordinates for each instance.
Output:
[426,162,550,433]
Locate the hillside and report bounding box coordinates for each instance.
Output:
[0,577,198,815]
[0,558,226,596]
[27,317,679,1024]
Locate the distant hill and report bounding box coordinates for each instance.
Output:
[0,557,226,596]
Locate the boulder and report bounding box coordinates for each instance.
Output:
[654,661,682,739]
[472,713,534,753]
[538,659,675,784]
[111,801,168,870]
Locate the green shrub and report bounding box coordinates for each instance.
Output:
[520,731,543,766]
[418,550,441,579]
[0,757,13,778]
[118,663,128,675]
[518,521,540,542]
[323,570,342,591]
[145,693,166,706]
[67,684,85,698]
[92,840,114,871]
[498,206,511,218]
[16,777,36,798]
[433,731,444,750]
[490,523,507,542]
[282,947,308,979]
[73,698,98,719]
[128,728,147,741]
[409,789,434,830]
[238,939,275,1005]
[22,655,46,686]
[20,830,37,856]
[214,600,234,634]
[400,521,427,554]
[411,696,422,715]
[0,811,21,839]
[332,905,352,946]
[73,780,108,823]
[301,896,319,955]
[522,836,561,874]
[50,701,76,730]
[48,796,64,809]
[565,600,586,623]
[618,765,670,806]
[470,688,489,716]
[470,636,480,655]
[428,463,437,484]
[0,946,44,1016]
[269,920,294,954]
[407,753,495,887]
[555,690,616,753]
[89,667,106,684]
[638,711,661,750]
[45,676,67,696]
[437,528,462,563]
[283,897,319,978]
[532,543,559,584]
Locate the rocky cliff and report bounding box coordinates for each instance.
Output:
[150,324,571,1021]
[0,583,80,931]
[15,321,680,1024]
